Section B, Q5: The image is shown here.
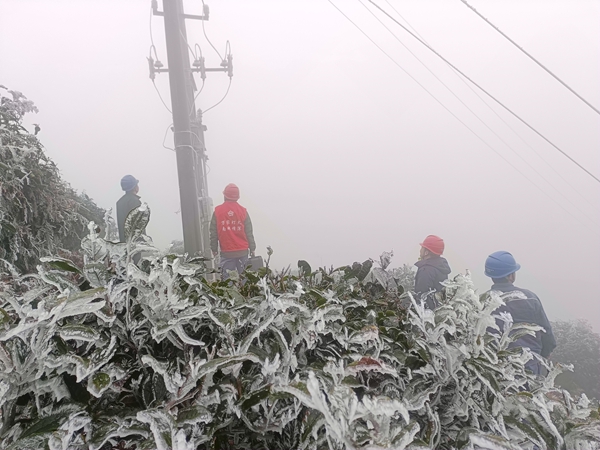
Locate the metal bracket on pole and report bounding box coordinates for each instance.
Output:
[153,0,209,20]
[191,54,233,79]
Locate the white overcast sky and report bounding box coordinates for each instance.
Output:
[1,0,599,330]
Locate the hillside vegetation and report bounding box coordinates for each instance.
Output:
[0,86,104,273]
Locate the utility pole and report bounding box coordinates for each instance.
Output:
[162,0,201,256]
[149,0,232,257]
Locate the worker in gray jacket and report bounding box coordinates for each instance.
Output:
[485,251,556,375]
[116,175,142,243]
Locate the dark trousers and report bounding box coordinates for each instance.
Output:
[220,255,249,280]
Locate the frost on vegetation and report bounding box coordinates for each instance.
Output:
[0,86,105,274]
[550,318,600,402]
[0,212,599,450]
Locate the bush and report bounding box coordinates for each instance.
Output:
[551,319,600,400]
[0,208,599,450]
[0,86,105,273]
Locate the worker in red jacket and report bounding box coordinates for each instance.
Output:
[210,183,256,279]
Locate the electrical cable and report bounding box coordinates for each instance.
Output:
[367,0,600,184]
[162,123,175,152]
[180,29,199,61]
[152,79,172,113]
[202,78,232,115]
[149,3,172,114]
[201,0,224,61]
[379,1,598,211]
[167,127,207,158]
[358,0,598,224]
[324,2,530,180]
[326,0,597,228]
[459,0,600,116]
[190,78,206,116]
[188,44,206,117]
[149,2,156,49]
[383,0,429,44]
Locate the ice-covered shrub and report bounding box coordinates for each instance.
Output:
[0,86,105,273]
[551,319,600,400]
[0,208,598,450]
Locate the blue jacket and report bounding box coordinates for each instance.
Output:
[414,256,451,309]
[490,282,556,358]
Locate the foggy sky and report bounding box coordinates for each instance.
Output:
[1,0,599,330]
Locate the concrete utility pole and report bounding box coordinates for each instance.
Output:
[150,0,232,257]
[162,0,202,256]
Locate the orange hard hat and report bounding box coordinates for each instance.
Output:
[420,235,444,255]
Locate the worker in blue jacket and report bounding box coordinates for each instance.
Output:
[484,251,556,375]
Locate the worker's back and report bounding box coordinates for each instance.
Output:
[490,282,556,358]
[116,175,142,242]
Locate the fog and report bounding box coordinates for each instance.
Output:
[1,0,599,330]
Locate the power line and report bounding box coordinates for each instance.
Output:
[203,77,232,115]
[459,0,600,116]
[201,0,224,61]
[383,0,428,44]
[149,2,157,49]
[190,78,205,115]
[326,0,596,229]
[357,0,598,224]
[162,122,175,151]
[152,79,172,113]
[380,1,597,212]
[325,2,577,217]
[149,5,172,114]
[367,0,600,185]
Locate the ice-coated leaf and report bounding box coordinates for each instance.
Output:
[177,405,213,425]
[240,385,271,411]
[83,263,111,288]
[3,435,48,450]
[467,432,521,450]
[40,257,81,273]
[18,407,81,440]
[372,266,394,289]
[88,416,149,450]
[141,355,184,395]
[355,259,373,281]
[81,235,109,262]
[58,324,100,342]
[298,260,312,276]
[379,250,393,270]
[88,372,111,398]
[391,421,420,449]
[125,203,150,242]
[0,308,11,328]
[563,423,600,449]
[137,409,175,450]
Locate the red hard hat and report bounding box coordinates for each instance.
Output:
[420,235,444,255]
[223,183,240,201]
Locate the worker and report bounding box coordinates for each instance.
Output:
[210,183,256,279]
[484,251,556,375]
[414,235,451,309]
[116,175,142,243]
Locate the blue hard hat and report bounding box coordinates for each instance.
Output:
[484,251,521,278]
[120,175,138,191]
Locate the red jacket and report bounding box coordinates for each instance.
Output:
[213,201,250,252]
